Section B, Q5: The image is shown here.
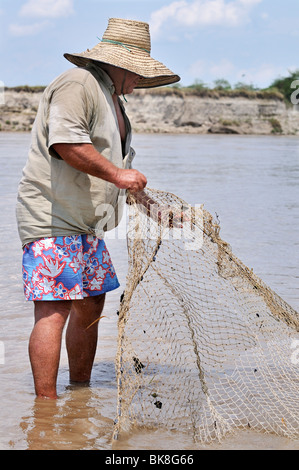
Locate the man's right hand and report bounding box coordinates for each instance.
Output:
[51,143,147,193]
[114,168,147,193]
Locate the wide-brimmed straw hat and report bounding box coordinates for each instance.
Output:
[64,18,180,89]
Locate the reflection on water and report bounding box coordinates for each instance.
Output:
[20,383,115,450]
[0,132,298,450]
[113,428,299,451]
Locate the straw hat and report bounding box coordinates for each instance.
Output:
[64,18,180,89]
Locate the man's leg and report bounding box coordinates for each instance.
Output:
[29,300,71,399]
[66,294,106,383]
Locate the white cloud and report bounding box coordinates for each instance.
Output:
[9,0,74,37]
[210,59,236,78]
[188,59,288,88]
[189,59,206,78]
[150,0,262,37]
[9,21,50,36]
[189,58,236,85]
[20,0,74,19]
[237,64,287,87]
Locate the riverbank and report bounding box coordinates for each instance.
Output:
[1,87,299,135]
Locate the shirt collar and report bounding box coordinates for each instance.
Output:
[85,63,115,95]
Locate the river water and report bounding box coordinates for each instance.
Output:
[0,132,298,450]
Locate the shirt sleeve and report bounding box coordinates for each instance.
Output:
[47,80,94,153]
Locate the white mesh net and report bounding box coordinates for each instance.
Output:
[113,188,299,444]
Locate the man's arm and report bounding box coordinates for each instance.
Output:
[52,143,147,193]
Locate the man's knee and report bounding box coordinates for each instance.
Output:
[34,300,71,326]
[71,294,105,312]
[69,294,106,327]
[89,293,106,310]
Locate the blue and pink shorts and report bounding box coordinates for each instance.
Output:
[22,235,120,301]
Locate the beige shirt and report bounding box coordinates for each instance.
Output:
[16,65,135,247]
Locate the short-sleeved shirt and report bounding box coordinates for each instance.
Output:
[16,64,135,247]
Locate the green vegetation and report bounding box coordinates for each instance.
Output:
[150,84,282,100]
[266,70,299,103]
[268,118,283,134]
[5,70,299,104]
[151,70,299,104]
[5,85,46,93]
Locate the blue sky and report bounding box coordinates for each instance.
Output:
[0,0,298,88]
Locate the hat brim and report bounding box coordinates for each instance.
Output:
[64,43,180,88]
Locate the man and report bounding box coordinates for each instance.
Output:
[16,18,180,399]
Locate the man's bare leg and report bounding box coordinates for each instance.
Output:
[29,295,105,398]
[66,294,106,383]
[29,300,71,399]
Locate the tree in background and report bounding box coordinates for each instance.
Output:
[267,70,299,103]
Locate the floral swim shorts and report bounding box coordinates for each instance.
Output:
[22,235,120,301]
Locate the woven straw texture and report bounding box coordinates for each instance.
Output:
[64,18,180,88]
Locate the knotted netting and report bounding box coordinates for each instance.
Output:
[113,188,299,444]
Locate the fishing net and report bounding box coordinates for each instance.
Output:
[113,188,299,444]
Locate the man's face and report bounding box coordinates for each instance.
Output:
[119,70,141,95]
[102,65,142,96]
